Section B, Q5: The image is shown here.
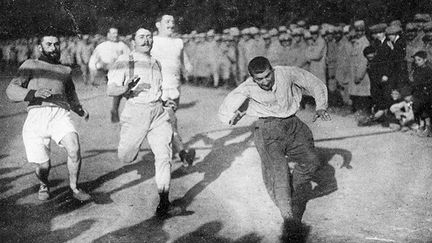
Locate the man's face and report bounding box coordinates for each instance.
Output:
[252,68,275,91]
[391,90,401,100]
[107,28,119,42]
[334,33,342,41]
[388,34,398,42]
[293,35,302,43]
[406,31,417,41]
[134,29,153,53]
[157,15,175,36]
[366,53,376,62]
[414,56,427,67]
[39,36,60,62]
[404,95,413,103]
[311,33,318,41]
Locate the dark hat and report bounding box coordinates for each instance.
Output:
[405,23,417,32]
[386,25,402,35]
[424,21,432,31]
[363,46,376,56]
[412,50,428,59]
[369,23,387,34]
[400,85,413,97]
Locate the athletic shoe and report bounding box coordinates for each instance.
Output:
[110,110,120,123]
[38,184,50,201]
[72,189,91,201]
[179,149,196,167]
[156,202,182,217]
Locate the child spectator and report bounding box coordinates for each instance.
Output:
[389,86,415,131]
[411,51,432,137]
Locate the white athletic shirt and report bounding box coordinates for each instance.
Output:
[107,51,163,104]
[151,36,184,89]
[89,40,130,71]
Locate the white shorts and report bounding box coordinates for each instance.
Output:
[161,87,181,101]
[23,107,77,164]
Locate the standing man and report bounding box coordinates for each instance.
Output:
[151,14,195,166]
[89,27,130,122]
[76,34,94,85]
[107,28,181,216]
[6,33,91,202]
[218,56,330,229]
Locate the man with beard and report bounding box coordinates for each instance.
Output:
[151,14,195,167]
[6,32,91,202]
[218,56,331,240]
[107,28,181,217]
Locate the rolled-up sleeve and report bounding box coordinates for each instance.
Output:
[293,67,328,111]
[218,85,249,124]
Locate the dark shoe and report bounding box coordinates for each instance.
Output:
[110,110,120,123]
[156,202,182,217]
[72,189,91,201]
[38,184,50,201]
[179,149,195,167]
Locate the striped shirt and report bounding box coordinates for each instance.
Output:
[218,66,328,124]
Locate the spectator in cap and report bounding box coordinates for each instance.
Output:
[386,25,409,90]
[277,33,296,66]
[297,20,306,28]
[305,25,327,83]
[290,28,308,70]
[405,22,423,82]
[266,28,283,66]
[367,23,394,124]
[262,33,271,49]
[411,50,432,136]
[238,27,266,83]
[325,25,342,107]
[278,25,288,33]
[354,20,366,39]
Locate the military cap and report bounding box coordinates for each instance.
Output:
[230,27,240,36]
[390,20,402,27]
[405,23,417,32]
[291,28,303,36]
[424,21,432,31]
[262,33,271,39]
[334,26,343,33]
[354,20,366,30]
[223,28,230,34]
[278,33,292,41]
[386,25,402,35]
[343,25,351,33]
[369,23,387,34]
[297,20,306,27]
[309,25,319,33]
[278,25,288,33]
[240,28,250,35]
[414,13,431,22]
[269,28,279,36]
[289,23,298,31]
[206,29,216,37]
[190,30,198,35]
[260,28,268,35]
[250,27,260,35]
[303,31,312,39]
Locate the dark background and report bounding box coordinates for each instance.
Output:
[1,0,432,38]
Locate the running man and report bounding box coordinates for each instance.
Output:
[6,32,91,202]
[151,14,195,166]
[218,56,331,230]
[107,28,181,217]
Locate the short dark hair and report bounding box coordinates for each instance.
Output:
[413,50,428,59]
[363,46,376,57]
[155,13,175,23]
[248,56,272,76]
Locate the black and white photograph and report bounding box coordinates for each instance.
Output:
[1,0,432,242]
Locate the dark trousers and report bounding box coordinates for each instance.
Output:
[254,116,320,220]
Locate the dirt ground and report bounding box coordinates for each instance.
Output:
[1,71,432,243]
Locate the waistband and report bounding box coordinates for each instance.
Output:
[258,114,295,120]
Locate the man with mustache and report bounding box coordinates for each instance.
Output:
[151,14,195,167]
[6,31,91,202]
[107,28,181,217]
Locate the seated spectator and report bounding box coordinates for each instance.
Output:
[389,86,415,131]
